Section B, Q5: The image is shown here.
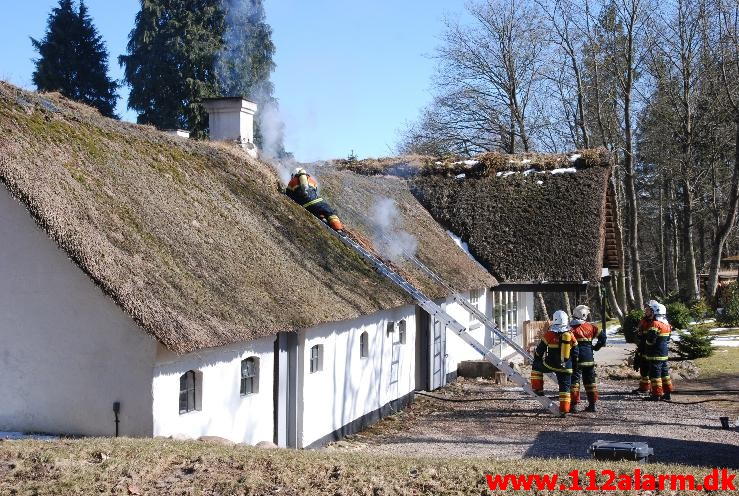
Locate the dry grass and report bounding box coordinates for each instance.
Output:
[0,437,728,495]
[694,346,739,379]
[0,82,417,354]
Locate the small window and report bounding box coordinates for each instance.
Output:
[310,344,323,373]
[469,289,483,325]
[179,370,202,414]
[360,331,369,358]
[398,320,407,344]
[240,357,259,395]
[386,321,395,336]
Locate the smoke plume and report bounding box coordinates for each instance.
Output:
[371,197,418,262]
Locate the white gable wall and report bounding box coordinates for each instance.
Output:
[297,304,417,448]
[0,187,157,437]
[151,336,275,444]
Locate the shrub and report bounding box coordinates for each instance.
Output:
[622,309,644,344]
[719,282,739,326]
[689,299,713,321]
[667,302,691,330]
[675,326,714,359]
[662,291,682,305]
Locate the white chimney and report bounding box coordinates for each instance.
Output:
[202,97,258,157]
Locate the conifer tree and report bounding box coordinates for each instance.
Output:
[32,0,118,118]
[217,0,283,155]
[119,0,224,136]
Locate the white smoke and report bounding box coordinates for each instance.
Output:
[371,198,418,262]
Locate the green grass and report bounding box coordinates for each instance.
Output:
[694,346,739,379]
[0,438,732,495]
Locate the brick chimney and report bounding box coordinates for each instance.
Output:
[202,97,258,157]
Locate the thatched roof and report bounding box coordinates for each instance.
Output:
[0,83,491,354]
[336,150,616,284]
[314,167,496,296]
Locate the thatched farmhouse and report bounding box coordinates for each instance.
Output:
[0,82,614,447]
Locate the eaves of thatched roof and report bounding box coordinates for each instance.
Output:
[0,83,491,354]
[336,149,617,285]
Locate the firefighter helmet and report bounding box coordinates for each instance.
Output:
[648,300,667,318]
[573,305,591,321]
[551,310,569,333]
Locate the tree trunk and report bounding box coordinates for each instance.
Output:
[563,292,572,317]
[536,292,549,320]
[707,118,739,299]
[681,180,700,300]
[607,277,625,323]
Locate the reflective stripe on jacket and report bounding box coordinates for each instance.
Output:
[571,322,605,366]
[286,173,320,206]
[644,320,672,361]
[534,330,579,374]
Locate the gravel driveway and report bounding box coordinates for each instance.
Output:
[325,377,739,468]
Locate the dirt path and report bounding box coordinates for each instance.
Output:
[325,378,739,468]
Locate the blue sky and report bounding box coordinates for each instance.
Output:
[1,1,469,161]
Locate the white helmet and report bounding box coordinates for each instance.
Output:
[551,310,570,333]
[573,305,591,321]
[648,301,667,318]
[293,167,307,176]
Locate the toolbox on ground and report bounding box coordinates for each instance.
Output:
[589,440,654,462]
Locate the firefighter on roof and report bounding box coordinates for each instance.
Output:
[286,168,344,231]
[569,305,606,412]
[632,300,659,394]
[530,310,579,415]
[643,301,674,401]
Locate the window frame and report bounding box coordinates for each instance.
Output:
[468,288,483,329]
[309,344,323,373]
[179,370,201,414]
[240,356,259,396]
[398,319,407,344]
[360,331,369,358]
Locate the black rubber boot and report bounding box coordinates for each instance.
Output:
[585,403,596,412]
[662,392,671,401]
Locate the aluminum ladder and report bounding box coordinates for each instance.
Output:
[398,251,557,383]
[327,228,559,415]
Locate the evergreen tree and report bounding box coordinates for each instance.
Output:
[119,0,225,136]
[31,0,118,118]
[216,0,284,156]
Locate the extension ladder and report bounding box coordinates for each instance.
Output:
[399,251,557,382]
[327,227,560,415]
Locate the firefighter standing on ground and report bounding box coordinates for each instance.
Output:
[530,310,579,415]
[569,305,606,412]
[285,168,344,231]
[643,301,674,401]
[632,300,659,394]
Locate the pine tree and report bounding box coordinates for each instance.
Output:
[119,0,225,136]
[31,0,118,118]
[216,0,284,156]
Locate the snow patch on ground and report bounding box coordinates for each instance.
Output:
[0,432,58,441]
[709,327,738,333]
[455,173,466,179]
[569,153,582,162]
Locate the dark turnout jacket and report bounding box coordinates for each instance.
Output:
[570,322,606,367]
[534,329,579,374]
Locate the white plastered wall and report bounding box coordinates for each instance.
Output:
[442,289,490,374]
[152,335,275,444]
[297,304,417,448]
[0,186,157,437]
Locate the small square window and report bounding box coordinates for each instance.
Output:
[386,321,395,336]
[360,331,369,358]
[310,344,323,373]
[398,320,406,344]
